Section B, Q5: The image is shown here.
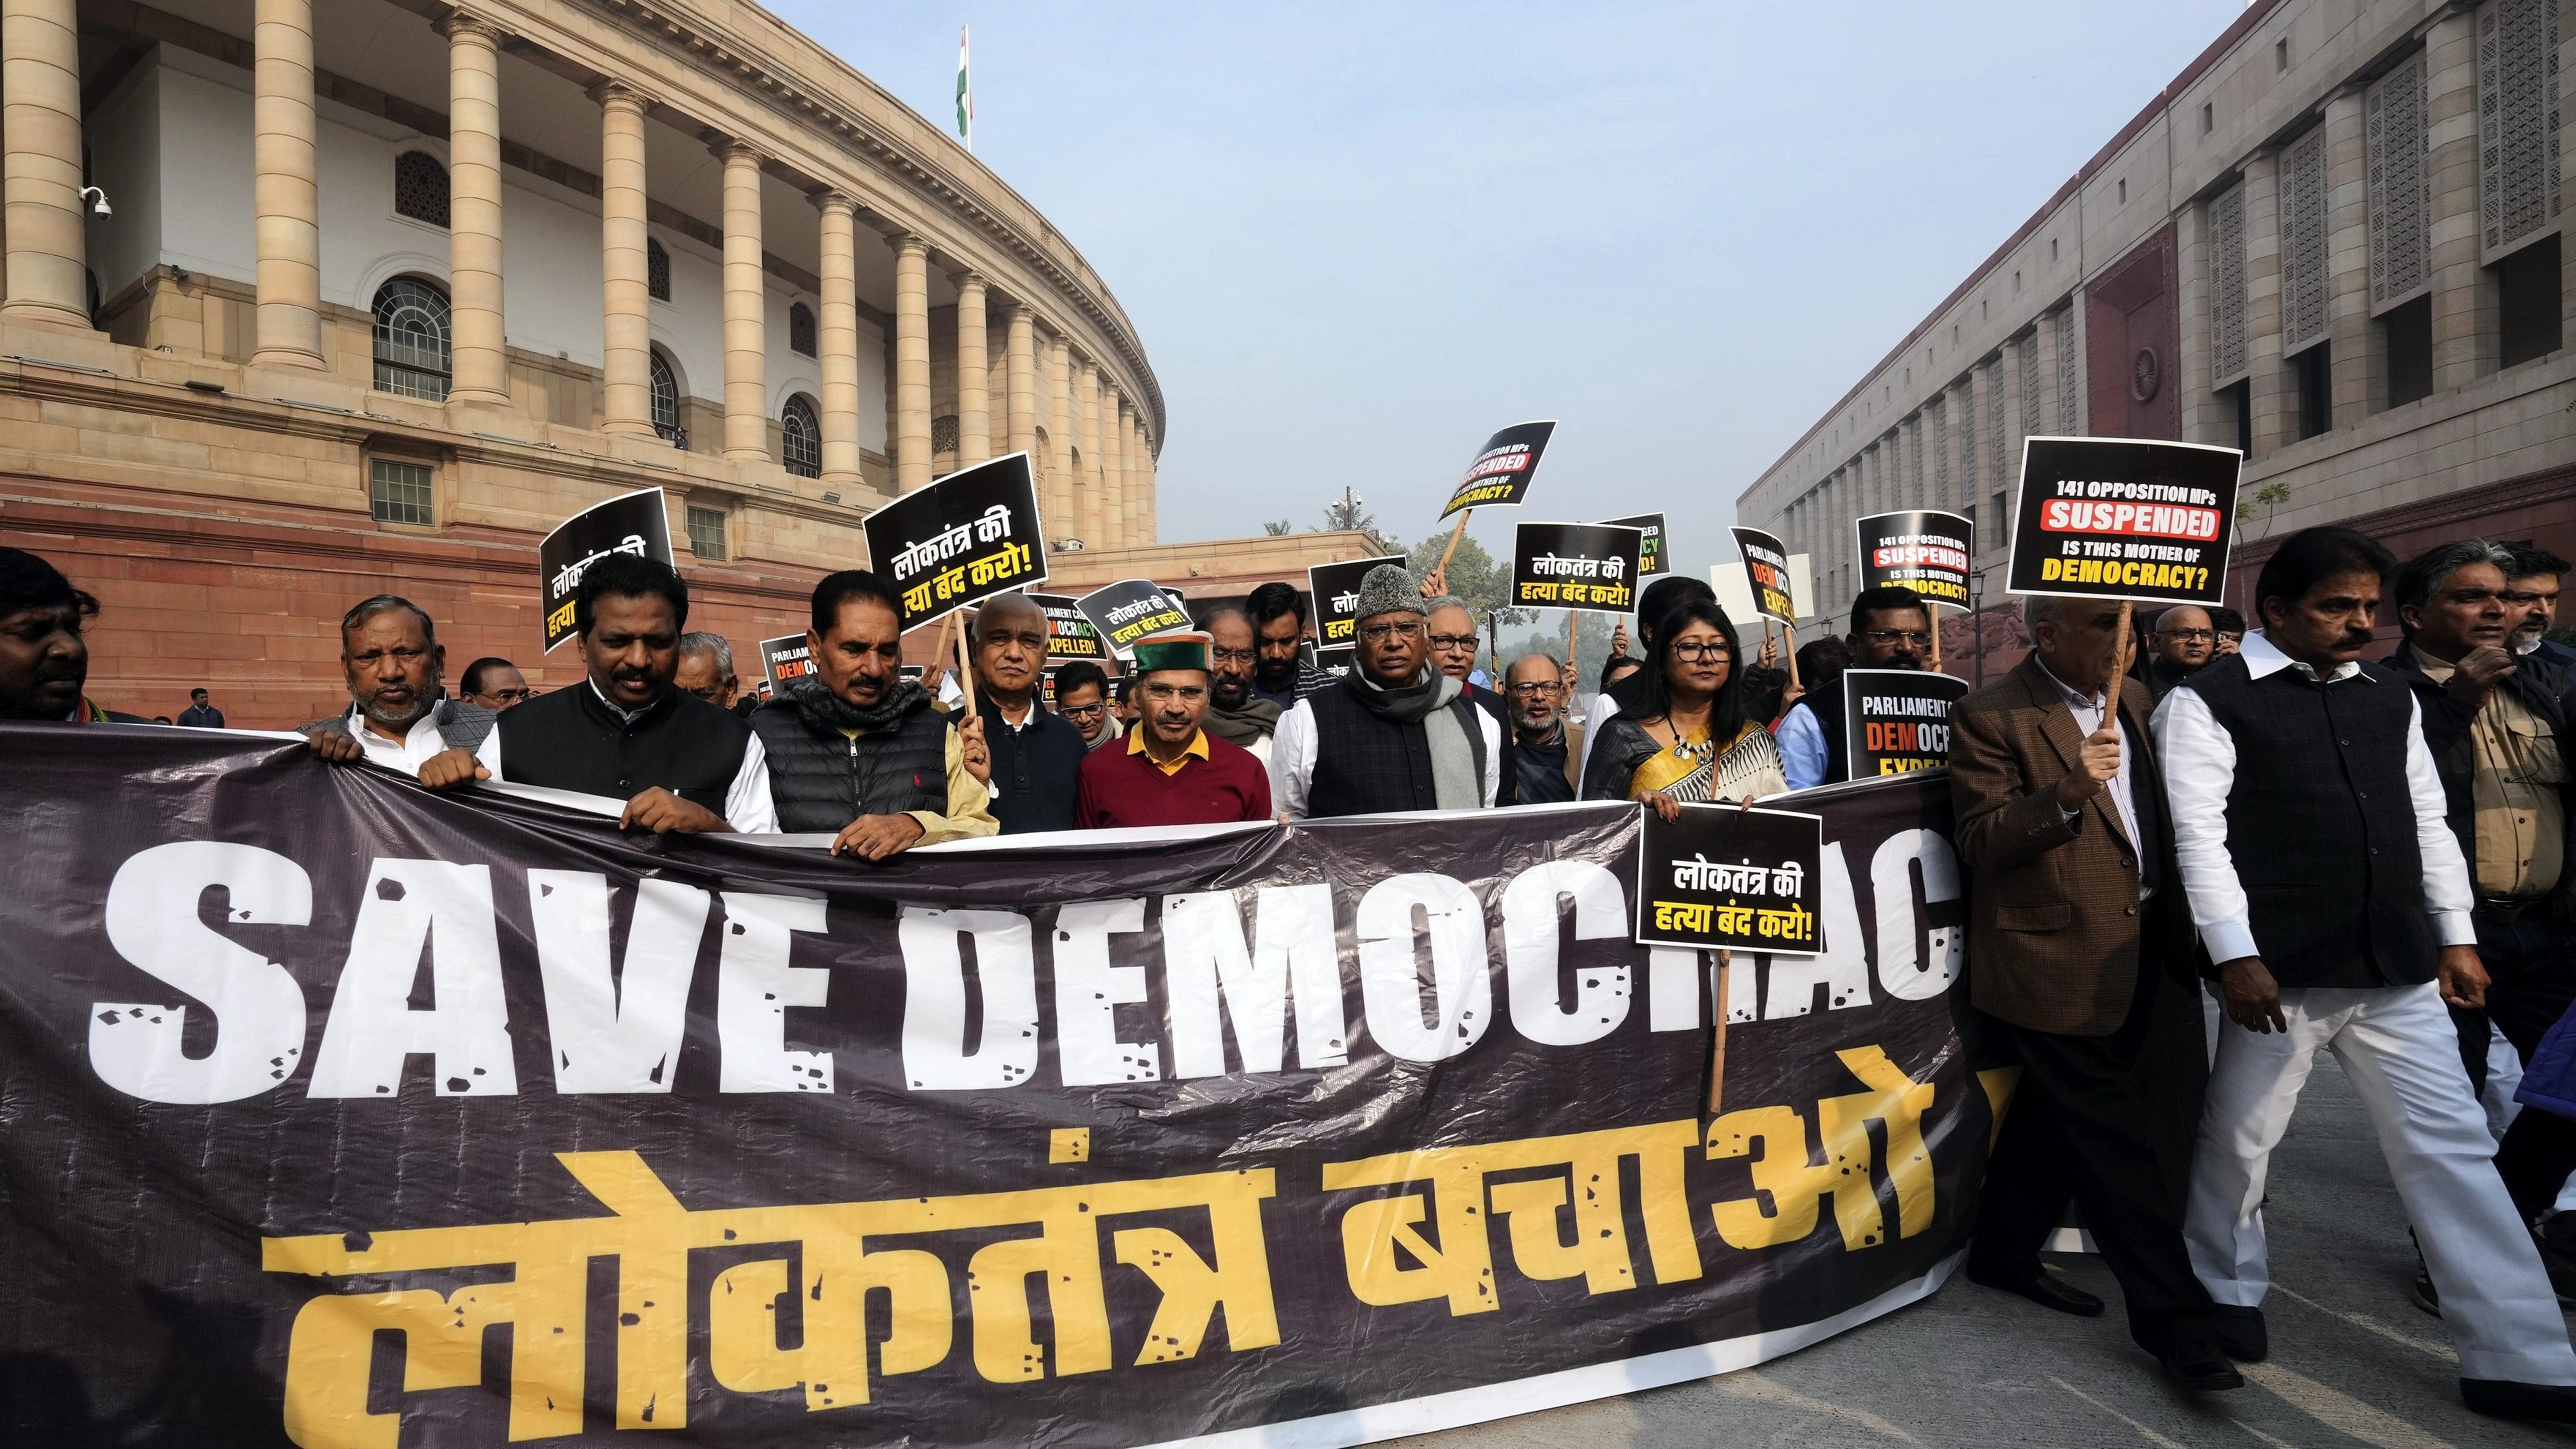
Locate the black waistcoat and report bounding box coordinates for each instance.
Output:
[495,682,750,815]
[750,694,950,833]
[1304,673,1487,818]
[2182,653,2435,987]
[975,702,1087,834]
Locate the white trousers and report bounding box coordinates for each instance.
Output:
[2186,982,2576,1384]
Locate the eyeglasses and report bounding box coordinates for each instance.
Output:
[1427,634,1479,652]
[481,686,533,703]
[2157,628,2216,642]
[1209,646,1258,666]
[1059,701,1106,720]
[1861,630,1931,647]
[1507,681,1562,697]
[1359,622,1424,644]
[1142,683,1206,702]
[1669,642,1733,662]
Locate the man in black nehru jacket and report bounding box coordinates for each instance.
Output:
[420,553,774,833]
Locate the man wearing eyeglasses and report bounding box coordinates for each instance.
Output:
[1428,596,1517,805]
[1505,651,1581,803]
[459,656,533,711]
[1200,608,1280,763]
[1777,585,1932,790]
[1054,660,1121,751]
[2142,606,2218,701]
[1269,563,1501,819]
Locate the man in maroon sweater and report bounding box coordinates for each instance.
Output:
[1077,632,1273,828]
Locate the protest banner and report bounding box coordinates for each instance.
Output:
[1841,669,1970,779]
[1307,553,1408,652]
[1029,591,1108,663]
[759,633,814,692]
[1076,578,1194,660]
[2007,436,2240,605]
[1603,512,1668,576]
[1730,526,1797,624]
[1438,420,1557,519]
[537,487,673,651]
[863,452,1046,632]
[1854,511,1972,609]
[1511,521,1643,613]
[0,727,1988,1448]
[1634,802,1827,955]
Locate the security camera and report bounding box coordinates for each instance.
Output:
[80,186,110,217]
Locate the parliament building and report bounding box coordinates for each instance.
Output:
[1734,0,2576,675]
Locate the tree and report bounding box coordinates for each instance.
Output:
[2248,481,2293,539]
[1262,518,1293,536]
[1407,531,1529,634]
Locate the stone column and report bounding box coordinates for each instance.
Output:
[1046,332,1074,536]
[2176,201,2217,444]
[954,271,990,466]
[1999,344,2025,481]
[2323,83,2373,424]
[2242,147,2291,456]
[892,233,932,489]
[247,0,322,365]
[1126,410,1150,544]
[1142,432,1159,545]
[1968,364,1997,550]
[0,0,86,327]
[815,191,862,485]
[1942,381,1970,516]
[440,13,507,406]
[2426,7,2496,390]
[2031,315,2061,437]
[1003,303,1037,459]
[1075,356,1102,545]
[1099,386,1125,548]
[716,142,767,460]
[594,83,653,434]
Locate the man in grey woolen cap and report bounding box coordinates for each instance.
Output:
[1267,562,1501,818]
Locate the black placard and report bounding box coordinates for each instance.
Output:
[1313,645,1356,680]
[1511,521,1643,614]
[1730,526,1797,624]
[1305,553,1408,651]
[1077,578,1194,659]
[1439,420,1557,518]
[862,452,1047,630]
[758,633,813,692]
[2008,436,2241,604]
[537,488,674,652]
[1633,803,1825,954]
[1841,668,1970,780]
[1028,591,1106,662]
[1603,512,1667,575]
[1855,510,1972,609]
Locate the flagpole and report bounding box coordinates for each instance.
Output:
[955,25,974,153]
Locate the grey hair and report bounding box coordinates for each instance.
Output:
[1424,594,1470,616]
[2020,595,2061,632]
[1506,650,1564,681]
[2392,538,2517,636]
[340,594,436,649]
[675,630,735,681]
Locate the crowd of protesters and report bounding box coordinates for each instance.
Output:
[13,523,2576,1420]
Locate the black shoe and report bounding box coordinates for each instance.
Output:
[1966,1263,2105,1317]
[2463,1378,2576,1422]
[2211,1304,2268,1363]
[2537,1215,2576,1306]
[2154,1339,2246,1392]
[2410,1265,2440,1317]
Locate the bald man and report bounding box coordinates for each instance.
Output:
[2142,606,2217,701]
[969,592,1089,833]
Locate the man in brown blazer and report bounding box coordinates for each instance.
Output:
[1950,593,2235,1392]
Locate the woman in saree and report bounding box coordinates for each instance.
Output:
[1579,596,1788,815]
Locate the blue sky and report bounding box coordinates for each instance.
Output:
[773,1,2247,577]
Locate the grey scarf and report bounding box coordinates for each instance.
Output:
[788,672,928,735]
[1357,666,1484,808]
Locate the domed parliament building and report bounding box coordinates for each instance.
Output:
[1,0,1362,724]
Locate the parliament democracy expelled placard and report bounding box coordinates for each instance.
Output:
[0,727,1999,1449]
[2007,436,2242,605]
[1841,668,1970,779]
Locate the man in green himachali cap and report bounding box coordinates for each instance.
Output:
[1075,631,1275,829]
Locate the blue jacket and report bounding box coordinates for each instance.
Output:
[2518,996,2576,1122]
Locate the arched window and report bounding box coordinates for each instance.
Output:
[1031,426,1051,491]
[649,350,680,442]
[781,394,821,478]
[394,151,448,228]
[372,278,451,400]
[646,237,670,303]
[787,301,817,358]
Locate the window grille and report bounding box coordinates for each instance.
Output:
[1931,398,1950,507]
[646,237,671,303]
[788,302,817,358]
[649,352,680,441]
[2283,127,2331,351]
[1956,386,1978,500]
[371,279,451,400]
[2479,0,2561,261]
[370,458,434,525]
[2211,185,2249,380]
[932,414,960,455]
[686,505,728,560]
[2369,53,2431,308]
[781,394,821,478]
[393,151,448,228]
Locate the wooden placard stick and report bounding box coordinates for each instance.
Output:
[2111,598,2136,695]
[1783,620,1800,691]
[1706,950,1732,1117]
[1566,608,1579,687]
[953,609,979,718]
[1434,509,1473,581]
[1930,606,1944,672]
[927,610,957,698]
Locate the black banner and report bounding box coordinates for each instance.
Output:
[539,489,674,652]
[864,452,1047,630]
[1633,804,1825,954]
[2008,437,2240,604]
[1855,511,1972,609]
[759,633,813,692]
[1841,669,1970,780]
[1306,553,1408,652]
[1439,420,1557,519]
[1729,527,1797,624]
[0,730,1991,1448]
[1076,579,1193,659]
[1030,591,1108,663]
[1511,522,1642,614]
[1603,512,1667,576]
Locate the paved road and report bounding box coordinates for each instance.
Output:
[1403,1054,2576,1448]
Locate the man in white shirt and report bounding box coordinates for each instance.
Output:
[2154,526,2576,1422]
[300,596,495,772]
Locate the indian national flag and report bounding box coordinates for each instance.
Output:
[954,26,973,150]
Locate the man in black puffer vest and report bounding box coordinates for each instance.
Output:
[753,569,997,860]
[426,553,772,833]
[1269,562,1500,818]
